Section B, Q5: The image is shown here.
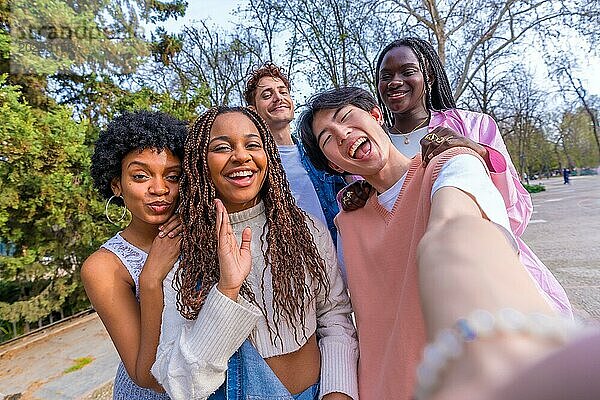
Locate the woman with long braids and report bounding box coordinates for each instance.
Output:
[151,107,358,400]
[340,37,572,317]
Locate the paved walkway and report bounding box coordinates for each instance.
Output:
[0,175,598,399]
[522,175,600,319]
[0,312,119,399]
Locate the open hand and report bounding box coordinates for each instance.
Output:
[214,199,252,300]
[420,126,487,166]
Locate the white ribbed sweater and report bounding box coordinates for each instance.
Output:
[152,202,358,400]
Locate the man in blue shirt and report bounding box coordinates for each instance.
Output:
[243,62,346,242]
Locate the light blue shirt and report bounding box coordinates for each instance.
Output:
[278,144,328,227]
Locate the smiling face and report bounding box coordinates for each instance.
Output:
[251,76,295,130]
[207,112,268,213]
[311,104,391,178]
[377,45,428,116]
[112,148,181,227]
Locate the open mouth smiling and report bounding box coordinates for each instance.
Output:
[224,169,259,187]
[227,170,254,178]
[348,137,371,159]
[387,90,409,99]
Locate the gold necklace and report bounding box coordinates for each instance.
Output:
[389,114,430,144]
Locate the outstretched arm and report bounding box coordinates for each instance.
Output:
[417,186,557,400]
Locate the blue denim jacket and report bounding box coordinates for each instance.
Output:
[209,340,319,400]
[295,139,346,244]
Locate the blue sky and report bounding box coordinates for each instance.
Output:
[167,0,240,30]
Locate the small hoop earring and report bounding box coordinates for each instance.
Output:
[105,195,127,225]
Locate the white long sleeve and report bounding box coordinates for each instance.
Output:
[311,221,359,399]
[151,280,261,400]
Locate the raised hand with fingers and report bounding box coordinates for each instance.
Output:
[420,126,487,166]
[142,225,182,285]
[214,199,253,301]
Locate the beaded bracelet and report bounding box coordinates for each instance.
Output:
[413,308,585,400]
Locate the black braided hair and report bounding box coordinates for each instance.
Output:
[176,106,330,344]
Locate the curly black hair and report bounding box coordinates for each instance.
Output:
[91,111,187,203]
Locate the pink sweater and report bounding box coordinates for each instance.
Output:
[335,148,482,400]
[431,109,572,316]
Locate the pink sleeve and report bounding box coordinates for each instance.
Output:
[481,145,506,173]
[459,110,533,236]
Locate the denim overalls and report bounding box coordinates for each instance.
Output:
[209,340,319,400]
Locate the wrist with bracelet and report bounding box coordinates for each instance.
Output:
[413,308,587,400]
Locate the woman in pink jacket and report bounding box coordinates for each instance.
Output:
[341,37,571,316]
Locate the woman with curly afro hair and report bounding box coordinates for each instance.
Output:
[82,110,186,399]
[151,106,358,400]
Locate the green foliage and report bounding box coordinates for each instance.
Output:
[145,0,188,23]
[63,356,94,374]
[0,2,200,341]
[60,73,206,128]
[523,184,546,193]
[7,0,149,76]
[151,28,184,66]
[0,74,116,326]
[114,86,208,122]
[1,0,188,109]
[560,108,600,168]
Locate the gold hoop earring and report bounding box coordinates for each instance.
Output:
[105,195,127,225]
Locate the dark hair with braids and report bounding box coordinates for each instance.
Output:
[375,37,456,127]
[243,62,291,106]
[176,106,330,342]
[298,87,379,175]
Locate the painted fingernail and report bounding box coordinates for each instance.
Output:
[159,231,165,237]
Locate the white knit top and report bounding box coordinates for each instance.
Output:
[152,202,358,400]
